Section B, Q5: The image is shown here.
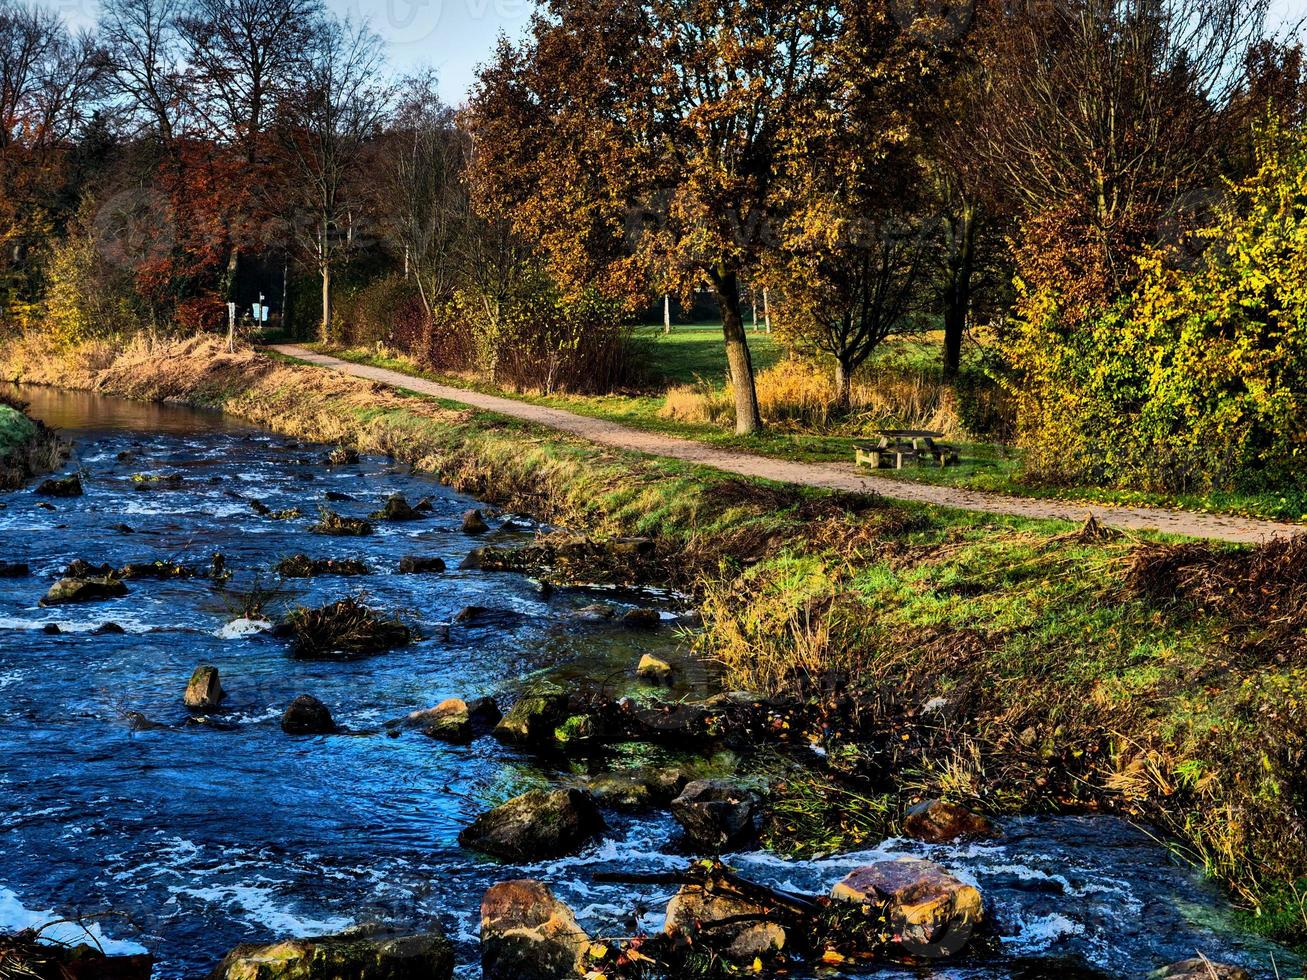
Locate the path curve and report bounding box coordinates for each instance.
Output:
[273,345,1299,544]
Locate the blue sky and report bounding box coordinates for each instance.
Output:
[329,0,534,105]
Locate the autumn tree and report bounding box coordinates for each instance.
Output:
[0,0,107,303]
[467,0,841,435]
[276,15,391,339]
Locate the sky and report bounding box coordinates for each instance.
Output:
[59,0,1305,109]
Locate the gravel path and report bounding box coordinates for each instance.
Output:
[273,345,1300,544]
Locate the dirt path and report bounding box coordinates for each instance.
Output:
[273,345,1300,544]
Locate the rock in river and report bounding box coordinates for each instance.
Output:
[462,508,490,534]
[35,473,83,497]
[460,789,605,861]
[281,694,338,735]
[481,880,592,980]
[671,779,763,851]
[830,857,983,956]
[901,799,995,843]
[664,882,787,961]
[492,691,569,746]
[419,697,502,743]
[40,577,129,607]
[209,924,453,980]
[184,665,225,710]
[636,653,673,684]
[398,555,446,574]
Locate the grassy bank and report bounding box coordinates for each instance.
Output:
[4,331,1307,947]
[0,393,67,490]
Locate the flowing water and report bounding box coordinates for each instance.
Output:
[0,385,1295,979]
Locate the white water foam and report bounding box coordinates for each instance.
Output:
[215,618,272,639]
[167,883,354,936]
[0,886,148,954]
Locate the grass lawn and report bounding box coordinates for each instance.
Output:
[634,324,783,386]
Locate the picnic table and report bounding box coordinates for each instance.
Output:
[855,429,960,470]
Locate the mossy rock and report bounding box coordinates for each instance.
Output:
[209,925,453,980]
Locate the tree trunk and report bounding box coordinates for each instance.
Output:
[943,205,977,378]
[319,265,333,343]
[712,267,763,435]
[834,359,853,412]
[663,294,671,334]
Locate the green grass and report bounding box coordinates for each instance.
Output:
[634,324,782,387]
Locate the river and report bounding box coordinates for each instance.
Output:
[0,385,1293,978]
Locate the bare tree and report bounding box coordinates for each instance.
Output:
[101,0,186,143]
[277,16,392,339]
[381,71,468,317]
[975,0,1274,288]
[180,0,320,162]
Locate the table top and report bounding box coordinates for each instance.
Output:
[877,429,944,438]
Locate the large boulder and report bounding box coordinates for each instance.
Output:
[208,924,453,980]
[459,789,605,861]
[40,577,129,607]
[492,692,570,746]
[462,509,490,534]
[281,695,338,735]
[671,780,762,851]
[1150,960,1252,980]
[481,880,591,980]
[830,858,983,956]
[184,665,225,710]
[663,883,787,961]
[901,800,994,843]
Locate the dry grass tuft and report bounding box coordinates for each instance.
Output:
[285,596,412,660]
[1125,535,1307,629]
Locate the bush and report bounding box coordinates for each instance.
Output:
[1004,122,1307,495]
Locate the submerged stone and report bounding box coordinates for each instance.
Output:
[1150,959,1252,980]
[398,555,446,574]
[492,692,570,746]
[371,493,427,521]
[35,473,83,497]
[636,654,673,683]
[664,882,787,961]
[671,779,762,852]
[902,799,995,843]
[281,694,337,735]
[184,665,225,710]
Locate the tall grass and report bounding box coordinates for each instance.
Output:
[660,358,1004,438]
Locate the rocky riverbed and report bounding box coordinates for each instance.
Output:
[0,384,1294,979]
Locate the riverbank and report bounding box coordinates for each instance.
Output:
[4,331,1307,952]
[0,393,66,490]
